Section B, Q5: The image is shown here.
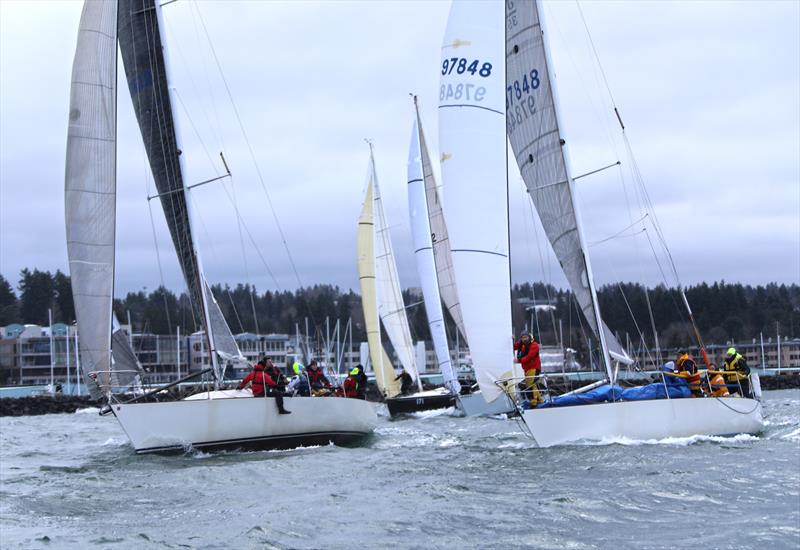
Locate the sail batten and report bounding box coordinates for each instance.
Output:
[506,0,630,377]
[65,0,118,399]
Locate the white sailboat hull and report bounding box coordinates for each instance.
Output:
[457,392,516,417]
[112,391,377,454]
[521,397,763,447]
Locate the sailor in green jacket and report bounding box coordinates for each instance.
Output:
[723,347,751,398]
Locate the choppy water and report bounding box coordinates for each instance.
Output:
[1,390,798,550]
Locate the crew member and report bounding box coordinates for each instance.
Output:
[394,368,414,395]
[264,358,288,391]
[343,367,360,398]
[704,364,730,397]
[676,352,702,397]
[238,360,291,414]
[354,364,369,399]
[514,332,542,405]
[723,347,751,397]
[287,362,310,396]
[307,360,332,395]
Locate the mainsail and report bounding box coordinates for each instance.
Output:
[408,106,460,394]
[505,0,631,378]
[438,1,513,402]
[117,0,242,374]
[111,315,144,388]
[370,152,422,391]
[357,180,401,397]
[64,0,118,399]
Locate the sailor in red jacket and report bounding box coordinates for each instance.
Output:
[343,367,360,398]
[239,360,291,414]
[514,332,542,405]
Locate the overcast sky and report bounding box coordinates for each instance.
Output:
[1,0,798,300]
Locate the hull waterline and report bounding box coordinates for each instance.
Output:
[111,392,377,454]
[521,396,763,447]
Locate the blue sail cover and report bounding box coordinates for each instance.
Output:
[537,378,690,408]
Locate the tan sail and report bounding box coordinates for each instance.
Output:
[357,179,401,397]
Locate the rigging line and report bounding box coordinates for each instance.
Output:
[618,161,663,364]
[575,0,618,110]
[519,178,543,343]
[587,215,648,247]
[193,3,306,291]
[172,87,263,335]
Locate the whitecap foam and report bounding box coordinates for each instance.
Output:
[101,436,129,447]
[74,407,101,415]
[588,433,760,447]
[780,427,800,441]
[409,406,457,419]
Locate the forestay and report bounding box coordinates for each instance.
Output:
[118,0,242,373]
[439,1,513,403]
[505,0,631,377]
[64,0,118,399]
[408,109,461,394]
[357,180,401,397]
[370,153,422,391]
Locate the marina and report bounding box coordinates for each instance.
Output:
[0,0,797,547]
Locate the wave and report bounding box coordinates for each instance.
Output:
[74,407,101,415]
[588,433,760,447]
[409,406,457,419]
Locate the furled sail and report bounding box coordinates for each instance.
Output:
[357,179,401,397]
[118,0,242,373]
[370,152,422,391]
[408,107,461,394]
[65,0,118,399]
[438,1,513,402]
[505,0,631,376]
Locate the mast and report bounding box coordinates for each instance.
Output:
[151,0,218,384]
[535,0,613,380]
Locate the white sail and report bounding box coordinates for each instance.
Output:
[505,0,631,377]
[408,110,461,394]
[357,179,401,397]
[64,0,118,399]
[438,1,513,402]
[370,152,422,390]
[419,111,467,347]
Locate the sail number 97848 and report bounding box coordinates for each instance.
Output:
[442,58,493,77]
[506,69,540,108]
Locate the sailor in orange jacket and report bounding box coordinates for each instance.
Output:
[239,360,291,414]
[675,352,702,397]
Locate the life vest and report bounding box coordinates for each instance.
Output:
[307,367,329,387]
[723,353,749,382]
[343,376,359,398]
[706,373,730,397]
[514,340,541,373]
[239,365,275,397]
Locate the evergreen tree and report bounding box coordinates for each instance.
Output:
[0,274,19,325]
[52,270,75,323]
[18,269,54,325]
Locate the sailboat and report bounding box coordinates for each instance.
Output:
[65,0,376,454]
[437,0,762,445]
[357,145,440,416]
[407,97,515,417]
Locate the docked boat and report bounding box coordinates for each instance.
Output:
[436,0,763,443]
[65,0,376,454]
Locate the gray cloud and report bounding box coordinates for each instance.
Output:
[1,0,797,300]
